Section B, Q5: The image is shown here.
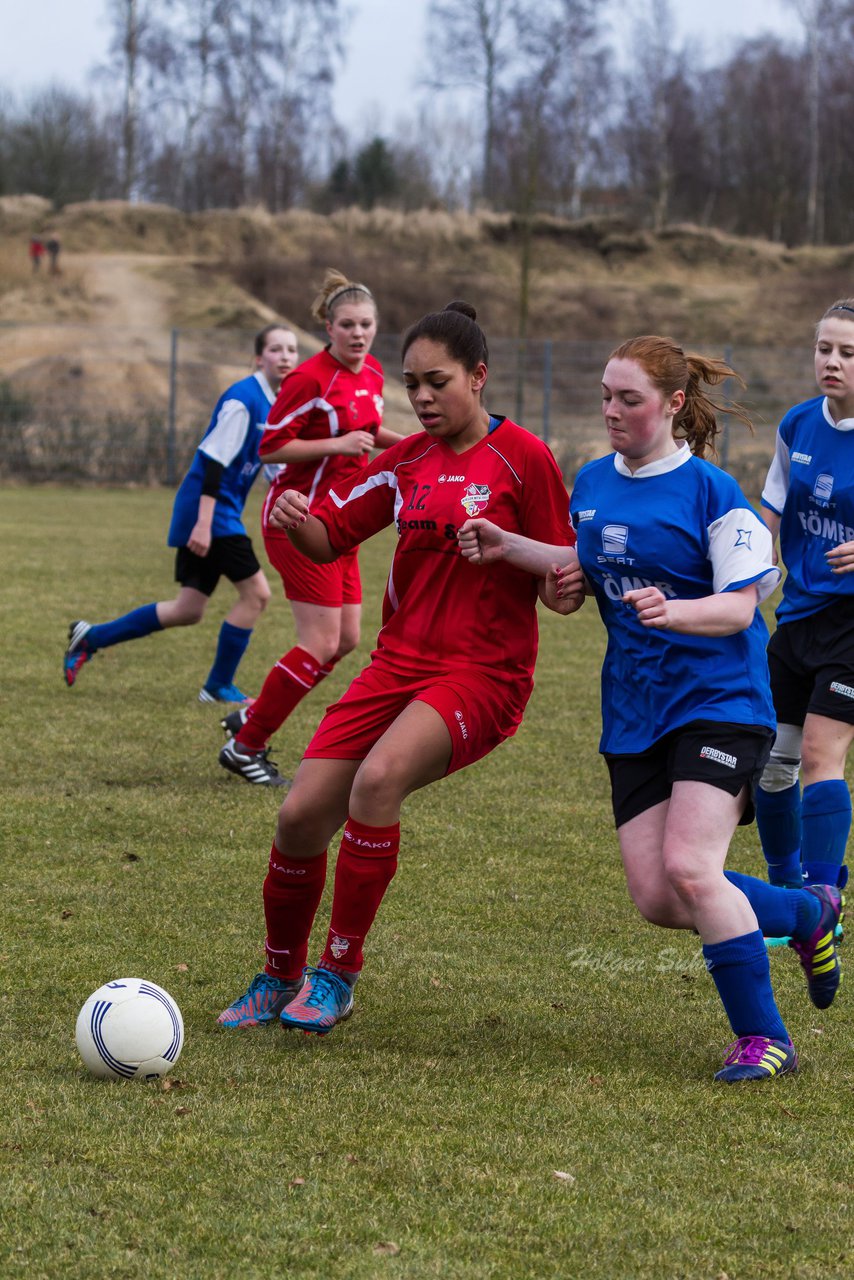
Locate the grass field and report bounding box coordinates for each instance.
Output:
[2,485,851,1280]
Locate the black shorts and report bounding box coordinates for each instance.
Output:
[605,721,775,829]
[767,598,854,727]
[174,535,261,597]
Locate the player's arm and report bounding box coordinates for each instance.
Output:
[374,426,407,448]
[624,583,759,635]
[189,398,254,555]
[261,433,375,463]
[458,517,578,576]
[268,489,338,563]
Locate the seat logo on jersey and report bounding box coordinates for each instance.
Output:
[814,473,834,502]
[461,484,491,516]
[700,745,737,769]
[602,524,629,555]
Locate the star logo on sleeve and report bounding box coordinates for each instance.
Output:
[734,529,753,549]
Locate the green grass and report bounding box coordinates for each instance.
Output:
[1,485,851,1280]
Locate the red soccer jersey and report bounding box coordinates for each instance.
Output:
[312,418,574,684]
[260,349,384,517]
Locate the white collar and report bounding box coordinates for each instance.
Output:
[254,371,277,404]
[613,442,693,478]
[821,397,854,432]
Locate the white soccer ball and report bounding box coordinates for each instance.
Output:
[75,978,184,1081]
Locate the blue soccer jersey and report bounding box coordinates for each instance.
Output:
[168,371,276,547]
[571,445,779,754]
[761,395,854,622]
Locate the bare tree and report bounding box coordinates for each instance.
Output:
[424,0,517,203]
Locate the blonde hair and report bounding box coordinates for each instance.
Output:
[816,298,854,338]
[310,268,376,323]
[609,334,753,460]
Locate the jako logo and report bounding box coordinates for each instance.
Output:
[455,709,469,740]
[343,829,393,848]
[700,746,737,769]
[439,474,465,483]
[270,861,307,876]
[830,680,854,700]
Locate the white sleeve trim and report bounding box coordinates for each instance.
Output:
[708,507,781,603]
[199,399,252,467]
[761,430,790,516]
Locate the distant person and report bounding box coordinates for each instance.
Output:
[29,237,44,272]
[754,298,854,902]
[217,301,574,1033]
[218,269,405,786]
[63,325,299,704]
[459,334,843,1083]
[46,235,61,275]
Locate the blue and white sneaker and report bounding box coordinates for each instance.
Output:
[279,965,355,1035]
[64,620,94,687]
[199,682,252,705]
[714,1035,798,1083]
[217,972,303,1028]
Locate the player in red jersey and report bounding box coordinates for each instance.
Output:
[218,300,574,1032]
[218,269,406,785]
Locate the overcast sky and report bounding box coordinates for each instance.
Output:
[1,0,802,130]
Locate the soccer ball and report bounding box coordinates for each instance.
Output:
[75,978,184,1081]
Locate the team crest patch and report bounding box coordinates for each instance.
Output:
[330,935,350,959]
[461,483,491,516]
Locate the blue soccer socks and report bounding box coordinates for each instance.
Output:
[755,783,803,887]
[724,870,820,941]
[86,602,163,650]
[801,780,851,890]
[703,929,788,1044]
[203,620,252,692]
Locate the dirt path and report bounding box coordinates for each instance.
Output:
[75,253,175,348]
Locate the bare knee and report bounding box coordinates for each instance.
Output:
[275,792,331,857]
[166,600,206,626]
[628,886,684,928]
[335,623,360,661]
[350,756,405,814]
[245,578,271,619]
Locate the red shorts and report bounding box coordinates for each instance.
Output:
[265,533,361,607]
[304,656,532,776]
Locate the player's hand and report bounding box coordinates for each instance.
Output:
[826,540,854,574]
[553,559,587,599]
[336,431,375,457]
[457,518,508,564]
[623,586,671,628]
[187,523,212,556]
[270,489,309,529]
[550,560,587,612]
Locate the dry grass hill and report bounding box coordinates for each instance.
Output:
[0,194,852,484]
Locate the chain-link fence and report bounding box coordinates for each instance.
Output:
[0,324,818,491]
